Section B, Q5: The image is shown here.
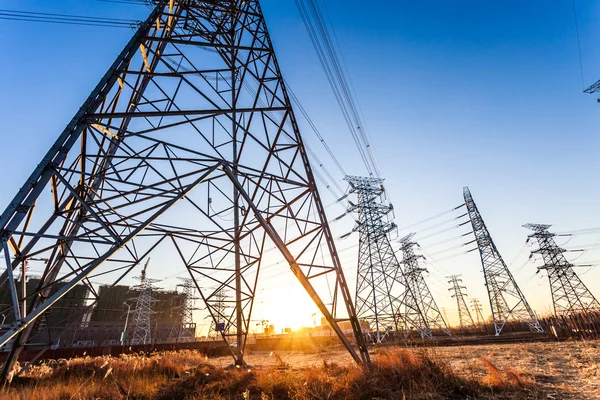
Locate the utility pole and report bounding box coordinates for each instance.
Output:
[524,224,600,315]
[447,275,475,329]
[463,187,543,335]
[470,298,485,327]
[399,233,451,337]
[345,176,426,341]
[0,0,370,376]
[121,302,131,345]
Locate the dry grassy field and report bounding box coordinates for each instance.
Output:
[1,340,598,399]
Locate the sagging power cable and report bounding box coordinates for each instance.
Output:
[415,221,471,242]
[412,212,470,239]
[294,0,380,178]
[0,9,140,28]
[397,204,465,232]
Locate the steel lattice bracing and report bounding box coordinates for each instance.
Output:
[447,275,475,329]
[207,288,229,340]
[463,187,543,335]
[0,0,369,377]
[399,233,451,337]
[346,176,425,342]
[524,224,600,316]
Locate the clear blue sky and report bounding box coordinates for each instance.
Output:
[0,0,599,328]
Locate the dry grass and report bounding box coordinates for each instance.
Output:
[1,340,597,399]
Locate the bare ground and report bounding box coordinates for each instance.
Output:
[210,340,600,399]
[0,340,598,399]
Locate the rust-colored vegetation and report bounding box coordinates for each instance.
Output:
[0,347,547,400]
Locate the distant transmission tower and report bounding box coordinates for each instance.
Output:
[464,187,543,335]
[447,275,475,329]
[470,298,485,326]
[207,288,229,341]
[168,277,197,343]
[130,259,158,345]
[441,307,451,327]
[0,0,369,376]
[524,224,600,315]
[346,176,425,341]
[399,233,451,336]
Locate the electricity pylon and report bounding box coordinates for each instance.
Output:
[399,233,451,337]
[0,0,369,378]
[584,78,600,102]
[168,277,197,343]
[441,307,451,327]
[345,176,425,341]
[463,187,543,335]
[207,288,229,341]
[470,298,485,326]
[524,224,600,315]
[130,259,158,345]
[447,275,475,329]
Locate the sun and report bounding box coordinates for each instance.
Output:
[254,279,321,332]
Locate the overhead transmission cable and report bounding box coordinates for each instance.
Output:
[0,9,140,28]
[397,204,465,232]
[554,227,600,235]
[95,0,150,5]
[572,0,585,90]
[319,0,379,173]
[293,0,380,178]
[287,86,346,177]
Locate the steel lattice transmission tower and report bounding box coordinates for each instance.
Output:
[346,176,425,341]
[447,275,475,329]
[524,224,600,315]
[0,0,369,377]
[207,288,229,340]
[129,260,159,345]
[399,233,451,337]
[168,277,197,343]
[463,187,543,335]
[470,298,485,326]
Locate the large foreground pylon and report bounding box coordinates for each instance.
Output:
[463,187,543,335]
[0,0,369,377]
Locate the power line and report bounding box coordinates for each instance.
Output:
[572,0,585,90]
[397,204,465,232]
[293,0,379,177]
[0,9,139,28]
[287,86,346,177]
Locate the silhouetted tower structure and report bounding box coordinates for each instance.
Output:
[0,0,369,378]
[168,277,197,343]
[399,233,451,337]
[584,78,600,102]
[130,259,158,345]
[463,187,543,335]
[346,176,424,341]
[207,288,229,340]
[524,224,600,315]
[470,298,485,326]
[447,275,475,329]
[441,307,451,327]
